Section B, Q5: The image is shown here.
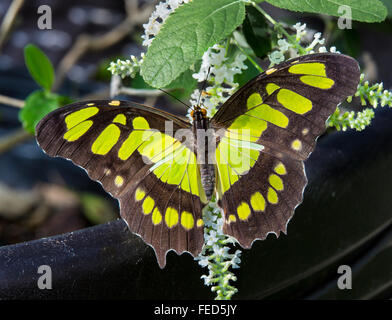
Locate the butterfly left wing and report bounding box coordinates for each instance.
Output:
[36,100,207,267]
[211,53,360,247]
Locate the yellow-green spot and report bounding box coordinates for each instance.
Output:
[133,116,150,130]
[246,103,289,128]
[63,120,93,142]
[266,83,280,95]
[228,214,237,223]
[215,136,263,194]
[291,139,302,151]
[274,162,287,175]
[109,100,120,106]
[277,89,312,114]
[266,68,277,75]
[181,211,194,230]
[300,75,334,89]
[196,219,204,227]
[179,153,207,201]
[135,188,145,201]
[142,196,155,215]
[269,174,283,191]
[152,207,162,225]
[267,188,278,204]
[113,114,127,125]
[65,107,98,130]
[227,115,267,141]
[250,192,265,212]
[118,130,154,160]
[237,202,251,221]
[165,207,179,228]
[289,62,327,76]
[91,124,121,155]
[114,175,124,187]
[247,93,263,109]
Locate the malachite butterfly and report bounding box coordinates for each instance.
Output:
[36,53,360,268]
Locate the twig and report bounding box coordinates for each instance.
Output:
[80,88,111,101]
[53,1,156,91]
[0,128,32,154]
[119,87,163,97]
[110,74,163,98]
[0,94,24,108]
[0,0,24,52]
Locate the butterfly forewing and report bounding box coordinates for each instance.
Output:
[36,100,206,267]
[211,53,360,247]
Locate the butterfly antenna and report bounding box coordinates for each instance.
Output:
[159,88,193,110]
[197,67,211,106]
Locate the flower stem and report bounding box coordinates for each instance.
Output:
[250,1,307,55]
[232,38,264,73]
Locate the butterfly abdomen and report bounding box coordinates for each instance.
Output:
[200,163,215,200]
[193,109,215,201]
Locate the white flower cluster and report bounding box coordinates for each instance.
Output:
[327,107,375,131]
[327,73,392,132]
[268,22,339,66]
[189,43,247,119]
[108,54,145,78]
[356,74,392,108]
[142,0,190,47]
[196,201,242,299]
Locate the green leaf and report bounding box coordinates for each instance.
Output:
[242,5,272,58]
[24,44,55,92]
[141,0,246,88]
[19,90,72,134]
[234,59,260,88]
[166,68,198,100]
[380,0,392,17]
[265,0,387,22]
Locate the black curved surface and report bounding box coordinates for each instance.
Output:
[1,108,392,299]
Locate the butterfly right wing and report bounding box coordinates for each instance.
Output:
[36,100,207,267]
[211,53,360,247]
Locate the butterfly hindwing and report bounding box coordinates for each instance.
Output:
[36,100,206,267]
[211,53,360,246]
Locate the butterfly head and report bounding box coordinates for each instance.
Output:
[190,106,207,120]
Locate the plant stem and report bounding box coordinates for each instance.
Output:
[0,128,32,155]
[232,38,264,73]
[250,1,307,55]
[0,0,25,53]
[0,94,24,108]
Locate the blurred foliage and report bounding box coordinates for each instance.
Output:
[242,6,272,58]
[80,193,117,225]
[19,44,72,134]
[24,44,55,92]
[19,90,71,134]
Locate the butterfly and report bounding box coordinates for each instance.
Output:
[36,53,360,268]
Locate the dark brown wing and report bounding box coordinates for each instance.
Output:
[211,53,360,247]
[36,100,206,268]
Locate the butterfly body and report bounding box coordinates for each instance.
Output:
[36,53,360,267]
[191,106,216,200]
